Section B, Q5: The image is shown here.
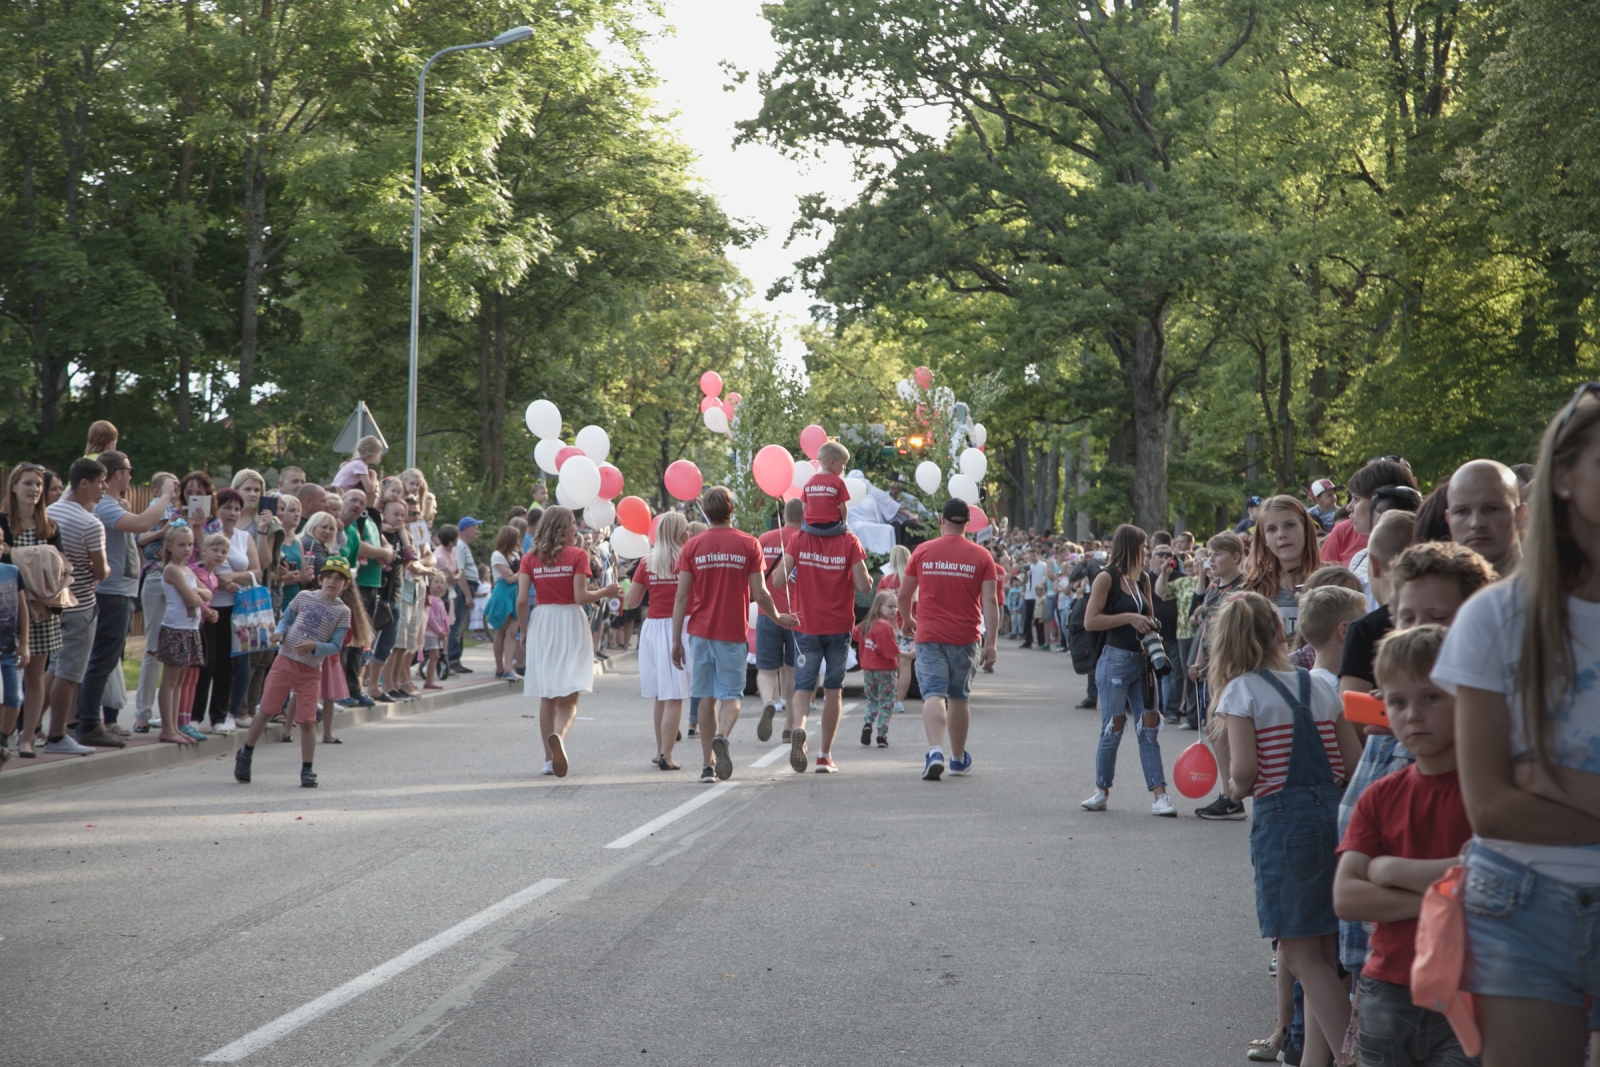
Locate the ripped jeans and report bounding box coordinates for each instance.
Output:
[1094,646,1166,792]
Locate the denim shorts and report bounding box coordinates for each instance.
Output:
[755,613,797,670]
[914,641,978,702]
[0,655,19,708]
[794,631,849,692]
[689,635,746,701]
[1249,783,1342,939]
[1463,842,1600,1009]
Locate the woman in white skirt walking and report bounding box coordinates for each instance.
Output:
[623,511,690,770]
[518,506,619,777]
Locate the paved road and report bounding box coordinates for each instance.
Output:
[2,642,1271,1066]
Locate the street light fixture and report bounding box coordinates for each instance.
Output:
[406,26,535,470]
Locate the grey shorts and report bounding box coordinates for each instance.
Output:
[914,641,978,702]
[51,607,99,684]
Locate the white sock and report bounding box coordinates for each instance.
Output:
[820,751,830,760]
[929,745,944,759]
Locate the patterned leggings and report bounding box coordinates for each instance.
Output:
[862,670,896,735]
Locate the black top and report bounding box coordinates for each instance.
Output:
[1100,567,1150,652]
[0,512,63,563]
[1148,569,1179,642]
[1338,604,1392,687]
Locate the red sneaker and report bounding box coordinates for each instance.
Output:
[815,755,838,773]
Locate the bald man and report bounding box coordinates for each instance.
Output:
[1447,459,1525,576]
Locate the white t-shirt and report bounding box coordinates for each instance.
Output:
[1025,561,1048,601]
[1311,666,1340,691]
[1218,669,1346,797]
[1433,581,1600,883]
[490,551,512,582]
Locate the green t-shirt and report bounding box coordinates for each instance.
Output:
[343,515,383,588]
[1169,574,1201,639]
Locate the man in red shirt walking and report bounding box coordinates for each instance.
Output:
[755,498,802,743]
[896,499,998,781]
[672,487,796,783]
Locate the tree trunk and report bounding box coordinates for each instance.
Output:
[1076,436,1092,541]
[490,296,509,489]
[1043,439,1061,533]
[476,290,494,485]
[1277,330,1295,490]
[1106,313,1171,533]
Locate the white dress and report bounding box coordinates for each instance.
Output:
[524,603,594,698]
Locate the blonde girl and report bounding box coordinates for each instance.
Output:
[522,506,619,778]
[1243,495,1323,643]
[1211,592,1362,1067]
[485,525,522,679]
[880,544,915,708]
[854,590,909,746]
[421,572,451,690]
[156,525,210,745]
[624,511,690,770]
[333,436,383,500]
[400,468,437,525]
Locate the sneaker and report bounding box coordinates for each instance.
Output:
[541,760,555,776]
[1151,794,1176,817]
[860,723,873,746]
[711,734,732,781]
[108,722,133,737]
[757,702,776,742]
[815,754,837,773]
[549,734,569,778]
[1195,795,1247,820]
[179,724,208,742]
[338,698,359,708]
[75,724,126,749]
[387,689,414,702]
[354,693,375,708]
[922,747,945,781]
[234,750,252,784]
[949,750,973,776]
[1080,790,1108,811]
[877,734,888,748]
[700,766,716,783]
[686,727,698,738]
[892,701,904,714]
[215,716,238,734]
[514,666,526,677]
[781,728,792,743]
[42,735,96,755]
[301,767,318,788]
[1178,720,1198,731]
[1074,697,1097,710]
[789,728,808,774]
[449,662,473,674]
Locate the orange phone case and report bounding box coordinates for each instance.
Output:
[1342,690,1389,728]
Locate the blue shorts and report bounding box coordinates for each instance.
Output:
[914,641,978,702]
[794,631,849,692]
[1463,842,1600,1009]
[689,635,746,701]
[755,614,796,670]
[0,655,19,708]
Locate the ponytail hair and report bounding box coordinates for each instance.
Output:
[1206,591,1290,738]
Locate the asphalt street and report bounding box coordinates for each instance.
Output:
[1,642,1272,1067]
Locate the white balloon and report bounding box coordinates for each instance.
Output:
[792,459,814,489]
[948,473,979,504]
[703,406,729,434]
[525,399,562,440]
[895,378,917,402]
[845,476,867,505]
[609,527,650,559]
[575,424,610,463]
[584,498,616,529]
[915,461,942,495]
[554,481,577,509]
[559,455,602,509]
[959,447,988,482]
[970,423,988,447]
[534,438,566,475]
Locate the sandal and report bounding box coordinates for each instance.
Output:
[1247,1030,1286,1062]
[323,736,342,744]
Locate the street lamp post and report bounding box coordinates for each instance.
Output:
[406,25,535,470]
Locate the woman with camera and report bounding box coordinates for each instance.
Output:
[1080,524,1176,817]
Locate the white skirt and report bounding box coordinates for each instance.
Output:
[637,616,689,701]
[524,604,595,699]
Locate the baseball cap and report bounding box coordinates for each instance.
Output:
[1308,478,1342,498]
[942,498,971,524]
[458,516,482,530]
[319,556,353,580]
[1246,495,1263,507]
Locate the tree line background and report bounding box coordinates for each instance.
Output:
[4,0,1598,536]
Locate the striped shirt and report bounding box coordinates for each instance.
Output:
[1217,670,1345,797]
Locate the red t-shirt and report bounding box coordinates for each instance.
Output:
[906,535,994,645]
[758,526,798,613]
[802,471,848,525]
[519,545,590,605]
[1320,520,1368,566]
[879,571,901,594]
[1337,766,1473,985]
[642,560,680,620]
[786,530,866,636]
[677,526,764,642]
[855,619,900,671]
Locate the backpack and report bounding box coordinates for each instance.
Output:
[1066,593,1102,675]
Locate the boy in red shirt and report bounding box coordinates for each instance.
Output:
[1333,624,1475,1067]
[801,441,851,535]
[754,499,803,743]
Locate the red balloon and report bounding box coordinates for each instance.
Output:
[968,505,989,533]
[649,512,662,545]
[664,459,703,502]
[699,371,723,397]
[1173,742,1220,799]
[616,496,651,536]
[598,463,624,500]
[700,395,719,414]
[781,484,802,502]
[554,445,584,471]
[799,424,827,461]
[726,392,742,407]
[914,365,933,390]
[721,399,736,422]
[752,444,795,497]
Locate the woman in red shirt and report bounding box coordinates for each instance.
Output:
[623,511,690,771]
[519,506,620,777]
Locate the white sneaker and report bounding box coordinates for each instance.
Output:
[892,701,904,713]
[1151,794,1176,817]
[148,717,163,728]
[42,736,95,755]
[215,716,238,734]
[541,761,555,776]
[1080,790,1108,811]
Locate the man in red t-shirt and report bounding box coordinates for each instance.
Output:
[754,499,803,743]
[897,499,997,782]
[672,487,796,782]
[776,521,871,773]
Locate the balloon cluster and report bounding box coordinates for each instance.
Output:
[749,422,860,506]
[698,371,741,435]
[896,367,989,519]
[523,400,625,529]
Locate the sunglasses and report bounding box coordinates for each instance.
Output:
[1556,381,1600,435]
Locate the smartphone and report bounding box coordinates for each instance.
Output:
[188,495,212,515]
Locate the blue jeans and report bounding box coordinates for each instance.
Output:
[448,585,470,664]
[1093,646,1165,791]
[76,592,134,729]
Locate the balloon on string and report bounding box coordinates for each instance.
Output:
[914,366,933,390]
[726,392,742,407]
[799,424,827,461]
[597,463,624,500]
[968,505,989,533]
[554,445,584,471]
[554,481,577,509]
[699,371,723,397]
[915,461,942,495]
[1173,742,1219,798]
[959,447,988,482]
[559,455,601,509]
[970,422,988,448]
[609,526,651,559]
[700,395,719,414]
[584,498,616,529]
[948,473,979,504]
[721,399,736,422]
[781,484,802,502]
[534,438,566,475]
[524,399,562,440]
[895,378,917,402]
[664,459,703,501]
[616,496,651,535]
[845,476,867,505]
[575,425,610,463]
[703,406,729,434]
[753,445,795,497]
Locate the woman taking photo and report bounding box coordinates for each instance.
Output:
[520,506,619,778]
[1243,495,1323,644]
[1080,524,1175,817]
[0,464,64,758]
[1434,385,1600,1067]
[624,511,690,771]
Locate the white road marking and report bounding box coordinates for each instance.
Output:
[200,878,567,1062]
[749,744,790,769]
[603,782,739,849]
